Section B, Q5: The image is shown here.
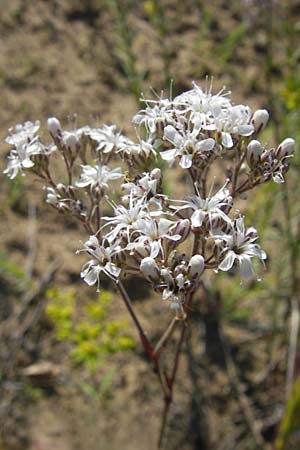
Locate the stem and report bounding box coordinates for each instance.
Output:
[154,316,178,359]
[191,233,200,256]
[281,182,300,396]
[286,296,300,399]
[96,203,100,234]
[115,280,172,403]
[231,150,246,195]
[158,322,186,448]
[62,152,72,186]
[115,279,154,358]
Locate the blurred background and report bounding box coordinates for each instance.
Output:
[0,1,300,449]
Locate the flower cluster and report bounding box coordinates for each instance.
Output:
[3,81,295,315]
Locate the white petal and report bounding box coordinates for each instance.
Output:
[180,154,193,168]
[166,234,181,241]
[104,263,121,278]
[163,125,181,146]
[219,250,236,271]
[160,148,177,161]
[158,218,173,234]
[22,158,34,168]
[239,255,255,279]
[222,133,233,148]
[191,210,204,227]
[149,241,160,258]
[236,124,254,136]
[196,138,215,152]
[83,266,101,285]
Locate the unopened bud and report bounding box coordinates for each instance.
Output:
[47,117,62,137]
[260,150,270,164]
[161,268,174,289]
[276,138,295,159]
[56,183,66,195]
[63,132,79,152]
[174,264,187,277]
[175,219,190,241]
[133,241,150,258]
[67,185,76,197]
[246,140,263,166]
[252,109,269,132]
[151,168,161,180]
[188,254,204,279]
[45,188,58,206]
[86,235,99,251]
[140,257,160,282]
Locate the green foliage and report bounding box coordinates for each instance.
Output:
[214,25,246,65]
[144,0,172,88]
[281,75,300,112]
[217,273,262,324]
[275,380,300,450]
[107,0,145,102]
[46,288,135,373]
[0,176,24,214]
[246,181,279,238]
[23,385,44,400]
[78,368,116,400]
[0,250,25,283]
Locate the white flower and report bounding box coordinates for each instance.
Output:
[216,217,266,279]
[215,105,254,148]
[4,139,48,179]
[133,98,175,133]
[161,124,215,168]
[173,82,254,147]
[102,195,151,243]
[121,168,161,202]
[87,125,130,154]
[171,183,232,228]
[117,139,156,159]
[5,121,40,146]
[78,235,122,290]
[128,217,182,259]
[76,164,123,191]
[173,82,232,131]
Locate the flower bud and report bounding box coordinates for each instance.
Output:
[260,149,270,164]
[45,187,58,206]
[140,257,160,282]
[151,168,161,180]
[47,117,62,137]
[63,132,79,152]
[276,138,295,159]
[175,273,185,290]
[174,219,190,242]
[85,235,99,251]
[246,140,263,166]
[173,263,187,277]
[56,183,66,196]
[161,268,174,289]
[133,241,150,258]
[252,109,269,132]
[188,254,204,279]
